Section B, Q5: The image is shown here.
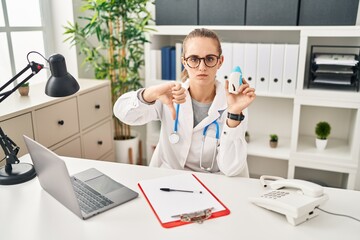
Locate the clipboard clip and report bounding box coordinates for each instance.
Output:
[172,207,214,224]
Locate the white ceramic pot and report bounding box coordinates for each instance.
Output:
[315,138,328,151]
[114,131,139,164]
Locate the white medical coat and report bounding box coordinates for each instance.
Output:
[113,79,249,177]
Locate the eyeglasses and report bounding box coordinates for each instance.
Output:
[184,54,220,68]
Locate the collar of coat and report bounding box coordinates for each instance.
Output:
[181,79,227,131]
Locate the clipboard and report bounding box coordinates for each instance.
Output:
[138,173,230,228]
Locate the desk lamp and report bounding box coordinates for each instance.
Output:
[0,51,80,185]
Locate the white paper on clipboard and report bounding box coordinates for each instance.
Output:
[138,173,226,224]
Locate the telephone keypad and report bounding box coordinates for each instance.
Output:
[261,190,290,199]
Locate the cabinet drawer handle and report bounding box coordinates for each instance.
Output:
[97,140,103,145]
[58,120,64,125]
[248,77,252,81]
[95,104,101,109]
[260,77,265,82]
[287,79,292,84]
[274,78,278,83]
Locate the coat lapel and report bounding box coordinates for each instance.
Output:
[193,80,227,131]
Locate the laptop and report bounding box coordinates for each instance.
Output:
[23,135,138,220]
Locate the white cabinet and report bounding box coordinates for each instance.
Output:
[0,79,115,164]
[144,26,360,190]
[0,113,34,160]
[34,97,80,148]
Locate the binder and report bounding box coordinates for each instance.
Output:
[244,43,257,88]
[217,42,233,83]
[138,173,230,228]
[161,46,174,80]
[175,43,183,80]
[170,47,176,80]
[150,49,162,80]
[232,43,245,71]
[256,44,271,93]
[282,44,299,95]
[269,44,285,93]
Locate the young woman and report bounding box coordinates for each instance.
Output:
[113,28,256,177]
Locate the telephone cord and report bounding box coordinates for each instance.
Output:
[316,207,360,223]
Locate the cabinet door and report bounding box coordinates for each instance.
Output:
[78,86,111,130]
[52,137,82,158]
[82,120,113,160]
[34,98,79,147]
[0,113,34,160]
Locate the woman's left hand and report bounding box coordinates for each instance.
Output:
[225,78,256,114]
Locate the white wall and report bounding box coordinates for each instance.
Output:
[48,0,78,79]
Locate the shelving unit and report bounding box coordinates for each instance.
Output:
[144,26,360,189]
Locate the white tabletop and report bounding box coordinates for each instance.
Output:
[1,155,360,240]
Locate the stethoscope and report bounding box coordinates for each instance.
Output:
[169,104,220,171]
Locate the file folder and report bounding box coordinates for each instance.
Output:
[232,43,245,71]
[150,49,162,80]
[269,44,285,93]
[138,173,230,228]
[256,44,271,92]
[244,43,257,88]
[161,46,175,80]
[282,44,299,95]
[170,47,176,80]
[217,42,233,83]
[175,43,183,80]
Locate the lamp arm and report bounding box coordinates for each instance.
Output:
[0,127,20,173]
[0,62,44,103]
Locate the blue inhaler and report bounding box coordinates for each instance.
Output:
[228,66,243,94]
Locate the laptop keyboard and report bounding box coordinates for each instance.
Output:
[72,177,114,214]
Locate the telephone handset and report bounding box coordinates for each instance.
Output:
[249,176,329,226]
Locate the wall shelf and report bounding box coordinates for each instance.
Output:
[144,25,360,190]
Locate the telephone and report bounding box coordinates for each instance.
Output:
[249,176,329,226]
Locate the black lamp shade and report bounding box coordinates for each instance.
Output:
[45,54,80,97]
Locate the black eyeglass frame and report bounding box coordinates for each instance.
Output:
[183,54,221,68]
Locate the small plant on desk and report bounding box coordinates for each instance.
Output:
[18,82,29,96]
[269,134,278,148]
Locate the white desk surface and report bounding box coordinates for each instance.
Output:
[1,155,359,240]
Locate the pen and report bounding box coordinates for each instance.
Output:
[160,188,203,194]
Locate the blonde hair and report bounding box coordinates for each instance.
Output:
[180,28,222,82]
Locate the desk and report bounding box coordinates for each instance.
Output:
[1,155,359,240]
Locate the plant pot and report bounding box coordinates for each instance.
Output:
[18,86,29,96]
[269,140,278,148]
[114,131,139,164]
[316,138,328,151]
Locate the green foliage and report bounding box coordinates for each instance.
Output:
[269,134,278,142]
[315,121,331,140]
[64,0,154,139]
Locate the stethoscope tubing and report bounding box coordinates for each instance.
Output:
[171,103,220,172]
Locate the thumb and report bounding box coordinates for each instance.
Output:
[167,103,176,120]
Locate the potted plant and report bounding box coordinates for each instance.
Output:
[269,134,278,148]
[315,121,331,150]
[64,0,154,163]
[18,82,29,96]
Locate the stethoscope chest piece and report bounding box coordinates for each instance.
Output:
[169,132,180,144]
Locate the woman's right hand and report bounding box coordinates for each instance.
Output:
[143,82,186,120]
